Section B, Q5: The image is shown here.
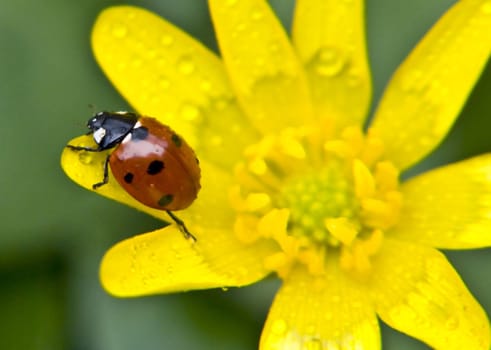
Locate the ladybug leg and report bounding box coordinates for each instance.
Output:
[67,145,110,190]
[92,155,110,190]
[165,210,197,242]
[66,144,101,152]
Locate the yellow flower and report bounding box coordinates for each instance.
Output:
[61,0,491,348]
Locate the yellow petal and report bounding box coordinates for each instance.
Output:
[371,0,491,170]
[208,0,314,134]
[292,0,371,130]
[100,225,276,296]
[370,239,490,349]
[91,6,258,167]
[393,154,491,249]
[61,135,235,230]
[260,263,380,350]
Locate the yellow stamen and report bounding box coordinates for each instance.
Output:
[324,217,359,246]
[232,125,403,279]
[353,159,376,198]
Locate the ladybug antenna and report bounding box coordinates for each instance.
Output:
[87,103,98,115]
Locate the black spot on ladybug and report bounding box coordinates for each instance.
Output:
[132,126,149,141]
[158,194,174,207]
[123,172,134,184]
[171,134,182,147]
[147,160,165,175]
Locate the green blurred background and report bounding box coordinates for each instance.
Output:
[1,0,490,349]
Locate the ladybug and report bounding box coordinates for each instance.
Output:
[67,111,201,241]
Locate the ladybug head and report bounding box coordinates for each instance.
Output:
[86,111,139,150]
[87,111,107,132]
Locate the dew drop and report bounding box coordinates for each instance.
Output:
[302,338,322,350]
[251,10,264,21]
[177,56,195,75]
[211,135,223,146]
[200,79,212,92]
[312,47,347,77]
[235,22,247,33]
[445,315,459,330]
[400,68,427,94]
[481,1,491,14]
[212,97,229,111]
[159,76,171,90]
[305,324,316,334]
[131,58,143,68]
[271,319,288,335]
[111,24,128,38]
[236,266,249,277]
[160,34,174,46]
[125,10,136,20]
[78,152,93,165]
[331,295,341,303]
[180,103,201,121]
[347,71,362,87]
[145,49,157,59]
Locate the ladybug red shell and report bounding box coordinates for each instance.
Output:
[109,116,200,211]
[67,111,201,240]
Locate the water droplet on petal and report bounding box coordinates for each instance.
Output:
[347,71,362,87]
[445,315,459,330]
[159,76,171,89]
[111,24,128,38]
[125,10,136,20]
[78,152,93,165]
[251,10,264,20]
[161,35,174,46]
[236,266,249,277]
[312,47,347,77]
[305,324,316,334]
[177,56,195,75]
[481,1,491,14]
[400,69,427,94]
[212,97,230,111]
[331,295,341,303]
[131,58,143,68]
[180,103,201,122]
[271,319,288,335]
[235,22,247,34]
[200,79,212,92]
[210,135,223,146]
[302,338,322,350]
[145,49,157,59]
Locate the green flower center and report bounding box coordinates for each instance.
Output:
[231,125,402,279]
[278,162,358,244]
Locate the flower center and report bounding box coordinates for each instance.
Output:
[230,125,403,279]
[278,162,358,244]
